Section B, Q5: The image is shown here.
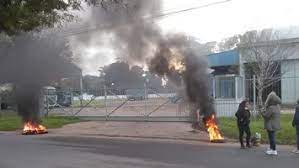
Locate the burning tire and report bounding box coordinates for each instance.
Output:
[22,122,48,135]
[204,114,225,143]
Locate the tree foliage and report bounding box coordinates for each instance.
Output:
[0,0,131,35]
[239,29,294,108]
[217,35,240,51]
[98,62,171,91]
[0,0,84,35]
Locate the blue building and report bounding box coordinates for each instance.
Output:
[207,50,245,116]
[210,38,299,117]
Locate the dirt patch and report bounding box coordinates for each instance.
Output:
[50,121,211,142]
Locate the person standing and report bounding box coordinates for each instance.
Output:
[292,99,299,154]
[262,91,281,156]
[235,100,251,149]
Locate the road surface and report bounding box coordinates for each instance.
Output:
[0,133,298,168]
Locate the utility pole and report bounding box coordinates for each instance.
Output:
[142,72,148,117]
[79,75,83,108]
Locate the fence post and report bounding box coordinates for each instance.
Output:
[253,75,257,116]
[144,81,148,118]
[104,85,108,120]
[45,89,49,117]
[0,97,2,118]
[79,75,83,108]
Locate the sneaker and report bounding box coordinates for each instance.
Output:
[292,149,299,154]
[266,149,278,155]
[265,148,272,154]
[240,146,246,149]
[266,149,273,155]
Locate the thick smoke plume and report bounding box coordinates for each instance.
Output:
[111,0,214,117]
[70,0,162,65]
[0,33,79,123]
[149,35,215,117]
[74,0,215,117]
[0,0,215,123]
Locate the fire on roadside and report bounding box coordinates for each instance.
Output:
[205,114,224,143]
[22,122,48,135]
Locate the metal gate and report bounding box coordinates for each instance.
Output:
[47,77,262,121]
[47,87,191,122]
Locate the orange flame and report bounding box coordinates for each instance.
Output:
[22,122,48,135]
[169,57,186,73]
[205,114,224,142]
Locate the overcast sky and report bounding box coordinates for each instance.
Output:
[71,0,299,75]
[161,0,299,42]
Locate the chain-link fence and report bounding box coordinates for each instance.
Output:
[44,87,249,120]
[44,87,191,121]
[2,76,298,120]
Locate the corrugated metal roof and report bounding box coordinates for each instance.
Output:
[208,50,239,67]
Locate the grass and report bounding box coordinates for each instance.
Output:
[219,114,297,145]
[0,112,22,131]
[0,111,81,131]
[41,116,81,129]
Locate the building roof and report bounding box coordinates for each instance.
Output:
[208,50,239,67]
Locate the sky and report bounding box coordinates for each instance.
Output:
[160,0,299,42]
[70,0,299,75]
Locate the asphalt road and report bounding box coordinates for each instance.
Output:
[0,133,298,168]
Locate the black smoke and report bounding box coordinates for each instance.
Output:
[0,33,80,123]
[69,0,162,65]
[71,0,215,117]
[149,35,215,117]
[183,51,215,117]
[0,0,216,123]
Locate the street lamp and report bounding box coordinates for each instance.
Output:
[142,72,149,83]
[142,71,148,116]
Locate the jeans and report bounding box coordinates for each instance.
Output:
[296,125,299,150]
[238,124,251,147]
[267,130,276,150]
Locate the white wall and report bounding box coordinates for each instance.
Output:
[281,60,299,104]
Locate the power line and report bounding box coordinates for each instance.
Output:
[61,0,232,37]
[62,0,231,37]
[61,0,208,35]
[149,0,231,19]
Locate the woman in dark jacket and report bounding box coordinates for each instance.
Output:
[235,100,251,149]
[292,99,299,154]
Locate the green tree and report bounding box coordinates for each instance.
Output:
[0,0,134,35]
[0,0,84,35]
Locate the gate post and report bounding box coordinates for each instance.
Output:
[104,84,108,120]
[253,75,257,116]
[45,89,49,117]
[144,81,148,119]
[79,75,83,108]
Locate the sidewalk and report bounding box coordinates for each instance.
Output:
[49,121,211,142]
[47,122,296,151]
